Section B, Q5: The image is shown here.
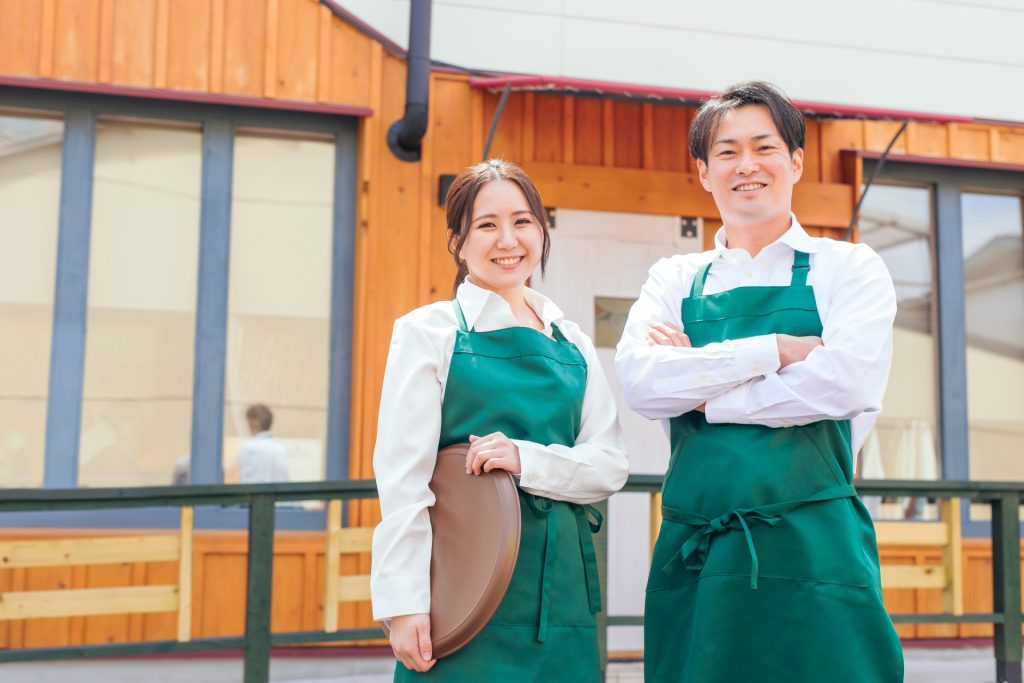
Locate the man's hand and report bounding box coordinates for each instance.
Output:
[390,613,435,672]
[466,432,522,475]
[647,322,692,347]
[777,334,823,369]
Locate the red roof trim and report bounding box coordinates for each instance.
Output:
[857,149,1024,174]
[470,75,976,125]
[0,75,374,118]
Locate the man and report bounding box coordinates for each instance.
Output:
[238,404,290,484]
[615,81,904,682]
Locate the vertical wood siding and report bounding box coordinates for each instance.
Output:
[3,0,1024,649]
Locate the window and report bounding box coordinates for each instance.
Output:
[223,133,335,485]
[78,121,202,487]
[962,193,1024,483]
[857,184,940,520]
[0,112,64,487]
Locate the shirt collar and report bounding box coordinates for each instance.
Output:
[712,214,820,262]
[455,278,565,332]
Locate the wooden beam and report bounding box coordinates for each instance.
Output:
[323,500,342,632]
[326,526,374,554]
[177,506,194,642]
[650,492,662,556]
[0,585,179,620]
[338,575,371,602]
[874,521,948,546]
[881,565,947,590]
[523,161,853,227]
[942,497,965,615]
[0,535,180,569]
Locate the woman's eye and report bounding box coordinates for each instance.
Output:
[476,222,496,229]
[516,218,532,225]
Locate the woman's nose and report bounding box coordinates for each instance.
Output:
[497,224,518,248]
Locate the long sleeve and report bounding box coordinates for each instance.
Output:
[615,257,781,419]
[370,315,444,621]
[512,323,629,504]
[705,244,896,428]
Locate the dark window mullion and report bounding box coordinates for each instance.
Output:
[325,122,358,482]
[934,180,970,483]
[43,105,96,488]
[189,117,234,484]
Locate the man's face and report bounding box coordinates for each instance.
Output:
[696,104,803,227]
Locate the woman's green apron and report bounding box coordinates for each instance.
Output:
[645,251,904,683]
[395,301,603,682]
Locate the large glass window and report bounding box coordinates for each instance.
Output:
[963,193,1024,484]
[858,184,940,519]
[78,121,202,487]
[0,112,64,488]
[223,133,334,485]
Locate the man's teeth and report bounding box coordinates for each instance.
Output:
[735,183,766,191]
[493,256,523,265]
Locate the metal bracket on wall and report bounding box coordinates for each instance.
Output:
[438,173,456,206]
[680,216,700,239]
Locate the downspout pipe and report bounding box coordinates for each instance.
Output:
[387,0,432,162]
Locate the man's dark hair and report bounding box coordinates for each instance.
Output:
[688,81,805,163]
[246,404,273,432]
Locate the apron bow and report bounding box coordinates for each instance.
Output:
[661,483,859,590]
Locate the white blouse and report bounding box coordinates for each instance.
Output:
[614,217,897,453]
[370,280,629,621]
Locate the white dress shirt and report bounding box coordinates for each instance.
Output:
[615,217,896,452]
[370,280,628,620]
[237,432,290,483]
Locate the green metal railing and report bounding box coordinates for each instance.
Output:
[1,477,1022,683]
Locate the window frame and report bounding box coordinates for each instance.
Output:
[864,158,1024,536]
[0,85,358,530]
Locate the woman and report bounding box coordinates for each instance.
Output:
[371,159,628,681]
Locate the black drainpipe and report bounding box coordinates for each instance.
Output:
[387,0,432,162]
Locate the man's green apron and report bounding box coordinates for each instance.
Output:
[645,251,904,683]
[395,300,603,682]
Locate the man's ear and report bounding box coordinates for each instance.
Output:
[791,148,804,184]
[696,159,712,192]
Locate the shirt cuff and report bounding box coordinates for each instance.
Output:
[741,333,781,377]
[512,439,553,491]
[371,574,431,621]
[704,381,752,424]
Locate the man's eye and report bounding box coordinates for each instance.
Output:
[760,145,775,151]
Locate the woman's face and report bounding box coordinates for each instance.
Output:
[458,179,543,297]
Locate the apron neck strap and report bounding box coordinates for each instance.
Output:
[550,322,569,342]
[451,299,469,332]
[689,260,714,298]
[790,251,810,286]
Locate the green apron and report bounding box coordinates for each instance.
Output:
[645,251,904,683]
[395,300,603,682]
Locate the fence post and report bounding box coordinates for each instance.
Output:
[992,492,1022,683]
[244,495,276,683]
[594,499,609,681]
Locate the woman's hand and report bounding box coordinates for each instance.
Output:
[466,432,522,475]
[389,613,435,672]
[647,321,691,347]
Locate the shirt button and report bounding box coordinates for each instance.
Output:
[752,362,763,372]
[699,375,710,384]
[745,270,754,279]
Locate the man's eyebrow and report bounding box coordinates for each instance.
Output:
[712,133,779,147]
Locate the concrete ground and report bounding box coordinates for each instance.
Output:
[0,646,1003,682]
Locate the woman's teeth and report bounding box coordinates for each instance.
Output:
[493,256,523,265]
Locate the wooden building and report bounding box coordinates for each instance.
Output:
[1,0,1023,650]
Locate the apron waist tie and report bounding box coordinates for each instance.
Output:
[660,483,857,590]
[523,495,604,643]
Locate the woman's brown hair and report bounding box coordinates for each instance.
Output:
[444,159,551,296]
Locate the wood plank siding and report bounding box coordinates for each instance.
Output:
[3,0,1024,649]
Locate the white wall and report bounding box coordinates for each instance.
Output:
[334,0,1024,122]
